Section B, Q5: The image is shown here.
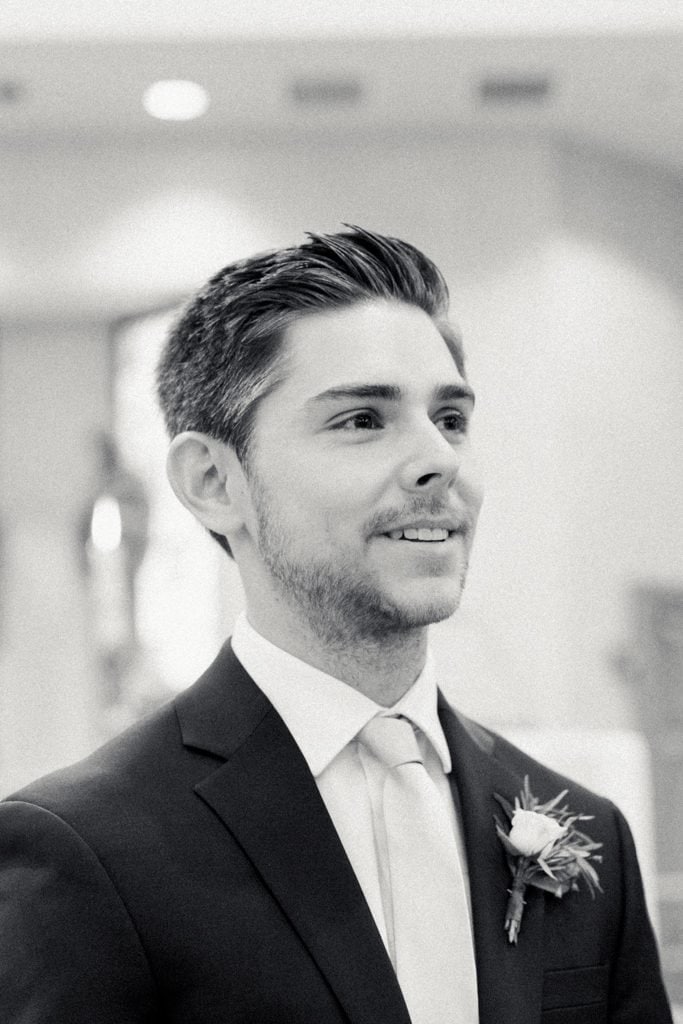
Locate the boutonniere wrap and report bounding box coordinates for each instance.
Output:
[494,776,603,944]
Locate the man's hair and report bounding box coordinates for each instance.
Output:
[157,225,463,555]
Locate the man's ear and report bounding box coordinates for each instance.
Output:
[165,432,249,539]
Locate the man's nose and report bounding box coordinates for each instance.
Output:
[397,424,461,494]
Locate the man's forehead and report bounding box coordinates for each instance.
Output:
[278,299,466,388]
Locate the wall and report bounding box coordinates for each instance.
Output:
[441,142,683,728]
[0,320,111,790]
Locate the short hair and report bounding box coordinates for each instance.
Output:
[157,225,463,555]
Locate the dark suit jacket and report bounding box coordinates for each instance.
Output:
[0,643,672,1023]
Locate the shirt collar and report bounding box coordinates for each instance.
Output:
[390,663,452,774]
[231,613,452,777]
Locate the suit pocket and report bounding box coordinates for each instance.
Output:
[541,964,608,1022]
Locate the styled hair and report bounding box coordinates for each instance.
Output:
[157,225,463,555]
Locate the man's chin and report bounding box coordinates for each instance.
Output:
[377,588,463,632]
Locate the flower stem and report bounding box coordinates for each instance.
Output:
[505,866,528,944]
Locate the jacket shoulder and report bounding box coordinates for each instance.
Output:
[4,697,181,815]
[1,640,260,836]
[455,709,620,817]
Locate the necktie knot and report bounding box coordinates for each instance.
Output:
[359,715,422,769]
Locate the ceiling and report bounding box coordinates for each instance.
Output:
[0,4,682,173]
[3,0,683,40]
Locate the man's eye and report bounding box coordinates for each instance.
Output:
[438,410,468,434]
[334,412,382,431]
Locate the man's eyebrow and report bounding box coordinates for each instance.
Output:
[310,384,400,403]
[434,383,476,405]
[309,383,475,404]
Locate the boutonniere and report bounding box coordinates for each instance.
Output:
[494,776,603,944]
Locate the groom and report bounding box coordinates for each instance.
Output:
[0,227,672,1022]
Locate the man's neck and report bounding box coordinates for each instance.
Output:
[244,607,429,707]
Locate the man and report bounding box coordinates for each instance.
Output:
[0,227,672,1022]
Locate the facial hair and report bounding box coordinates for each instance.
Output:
[249,473,471,647]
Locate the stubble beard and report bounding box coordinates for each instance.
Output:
[251,479,470,648]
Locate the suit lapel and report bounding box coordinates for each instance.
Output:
[175,645,410,1024]
[439,701,545,1024]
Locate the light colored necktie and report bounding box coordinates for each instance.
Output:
[359,715,479,1024]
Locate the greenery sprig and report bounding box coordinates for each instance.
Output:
[494,776,603,943]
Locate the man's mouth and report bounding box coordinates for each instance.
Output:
[384,527,453,542]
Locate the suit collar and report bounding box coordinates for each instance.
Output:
[174,641,272,759]
[439,698,545,1024]
[175,643,411,1024]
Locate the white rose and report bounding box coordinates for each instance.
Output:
[508,809,567,857]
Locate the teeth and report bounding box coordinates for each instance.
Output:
[418,528,449,541]
[387,527,450,541]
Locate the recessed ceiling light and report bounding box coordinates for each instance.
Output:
[143,80,210,122]
[288,76,363,107]
[478,74,552,105]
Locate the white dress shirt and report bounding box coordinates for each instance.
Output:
[230,613,474,960]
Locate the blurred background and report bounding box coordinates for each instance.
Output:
[0,0,681,1009]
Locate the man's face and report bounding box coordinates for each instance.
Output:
[235,299,483,644]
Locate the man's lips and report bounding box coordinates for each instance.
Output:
[375,519,469,542]
[368,506,474,544]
